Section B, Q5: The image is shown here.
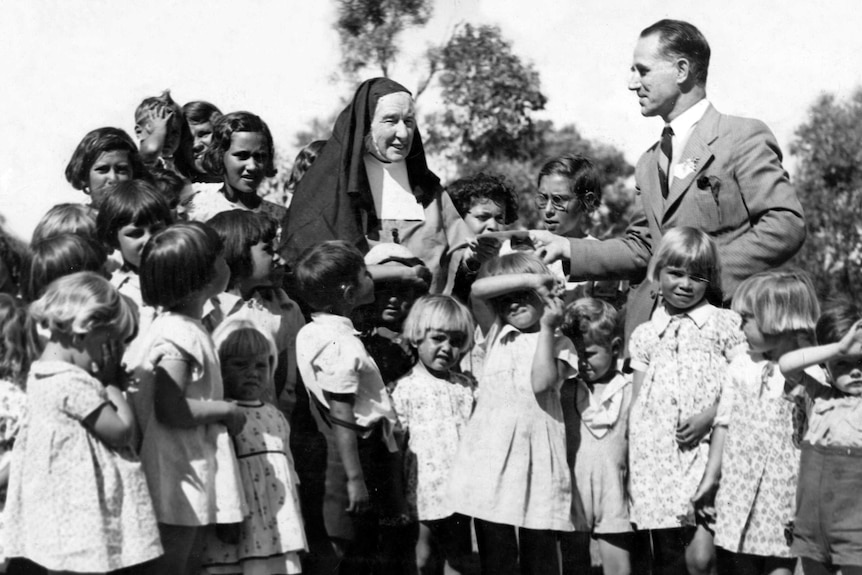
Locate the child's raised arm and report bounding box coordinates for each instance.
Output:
[470,273,556,301]
[154,358,246,435]
[531,292,565,394]
[779,320,862,378]
[139,106,173,165]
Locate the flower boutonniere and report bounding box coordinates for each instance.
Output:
[696,175,722,206]
[673,157,699,181]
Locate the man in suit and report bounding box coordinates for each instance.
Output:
[533,19,805,340]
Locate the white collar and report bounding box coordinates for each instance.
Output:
[651,301,716,333]
[580,370,629,404]
[668,98,710,141]
[310,311,360,334]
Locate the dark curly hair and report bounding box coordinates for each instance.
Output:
[447,172,519,225]
[201,111,277,180]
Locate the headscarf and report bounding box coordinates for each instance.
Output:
[280,78,441,264]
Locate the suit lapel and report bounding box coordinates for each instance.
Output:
[664,105,720,215]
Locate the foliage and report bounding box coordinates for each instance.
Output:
[423,24,547,165]
[335,0,432,79]
[789,89,862,299]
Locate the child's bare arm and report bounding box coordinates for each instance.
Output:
[691,424,727,512]
[325,391,370,514]
[531,293,565,394]
[153,358,246,434]
[470,273,556,301]
[677,404,717,449]
[631,370,646,404]
[367,263,430,288]
[779,320,862,377]
[83,385,136,447]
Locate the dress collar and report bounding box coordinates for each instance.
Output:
[651,301,716,333]
[310,311,360,335]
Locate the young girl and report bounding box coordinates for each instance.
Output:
[391,294,476,575]
[0,295,29,567]
[136,222,247,575]
[3,272,162,572]
[691,270,819,575]
[185,111,286,224]
[134,90,186,172]
[447,252,577,575]
[201,319,307,574]
[31,203,98,245]
[182,99,223,183]
[559,298,633,575]
[65,127,148,210]
[206,210,305,412]
[628,227,745,575]
[779,300,862,575]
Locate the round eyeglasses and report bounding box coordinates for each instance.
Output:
[534,193,574,212]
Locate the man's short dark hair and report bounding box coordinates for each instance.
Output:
[641,19,710,85]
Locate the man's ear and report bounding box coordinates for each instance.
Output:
[675,57,692,85]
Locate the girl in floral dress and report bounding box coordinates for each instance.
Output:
[693,270,820,575]
[391,295,476,574]
[448,252,577,575]
[202,319,307,575]
[4,273,163,572]
[628,228,745,575]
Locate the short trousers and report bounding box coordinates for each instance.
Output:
[792,442,862,567]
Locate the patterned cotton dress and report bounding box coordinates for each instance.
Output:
[202,401,307,575]
[0,379,26,561]
[448,321,578,531]
[713,352,803,557]
[628,304,744,529]
[391,363,475,521]
[3,362,162,572]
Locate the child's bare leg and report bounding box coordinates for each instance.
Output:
[416,522,435,573]
[763,556,796,575]
[801,557,837,575]
[597,532,633,575]
[685,525,716,575]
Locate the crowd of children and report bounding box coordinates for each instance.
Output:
[0,86,859,575]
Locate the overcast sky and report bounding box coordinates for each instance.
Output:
[2,0,860,239]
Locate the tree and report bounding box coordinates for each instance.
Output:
[335,0,432,80]
[423,24,547,165]
[790,89,862,299]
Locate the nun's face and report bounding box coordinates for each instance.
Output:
[369,92,415,162]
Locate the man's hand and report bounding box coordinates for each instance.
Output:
[529,230,571,264]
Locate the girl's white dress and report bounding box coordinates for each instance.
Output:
[202,401,307,575]
[448,321,577,531]
[628,304,744,529]
[391,363,475,521]
[3,361,162,572]
[0,378,26,561]
[136,313,246,526]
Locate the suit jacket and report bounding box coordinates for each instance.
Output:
[567,104,805,342]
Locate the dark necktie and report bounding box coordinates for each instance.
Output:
[659,125,674,198]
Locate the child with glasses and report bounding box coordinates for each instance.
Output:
[627,227,745,575]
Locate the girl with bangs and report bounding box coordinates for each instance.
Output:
[627,227,746,575]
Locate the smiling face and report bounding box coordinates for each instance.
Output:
[464,198,506,235]
[223,352,271,402]
[117,221,165,270]
[223,131,268,196]
[416,329,466,377]
[369,92,415,163]
[827,356,862,396]
[189,120,214,173]
[538,174,588,237]
[628,33,682,121]
[659,265,708,314]
[88,150,133,208]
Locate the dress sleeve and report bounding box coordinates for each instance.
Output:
[147,322,208,383]
[628,322,652,372]
[391,377,411,431]
[59,371,110,421]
